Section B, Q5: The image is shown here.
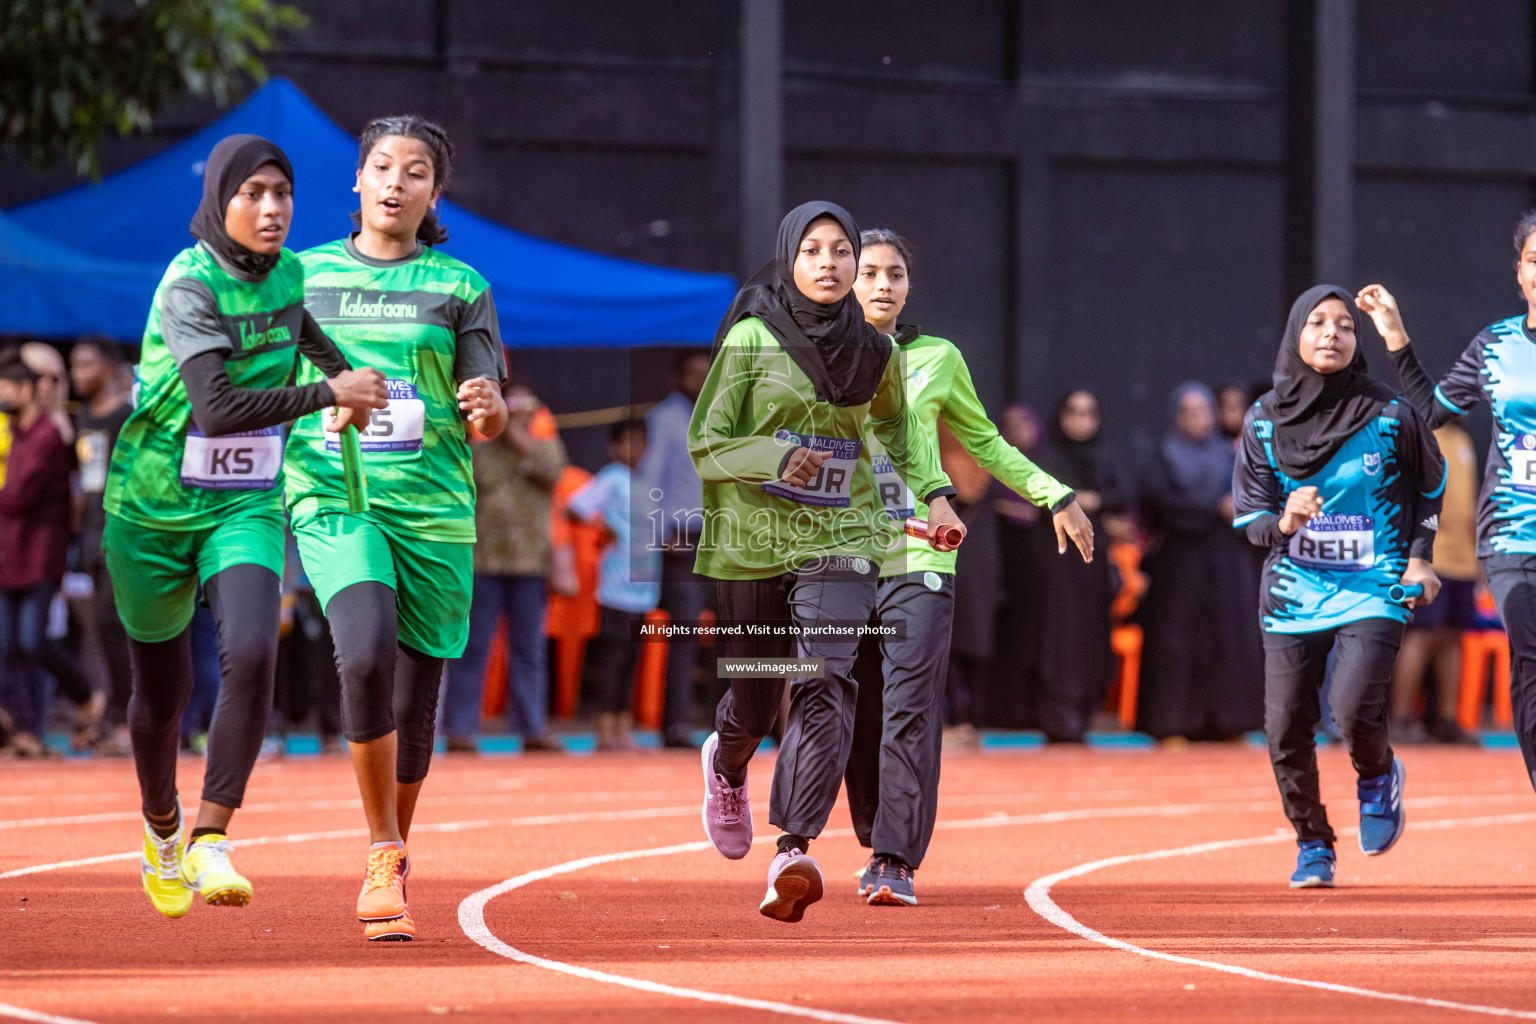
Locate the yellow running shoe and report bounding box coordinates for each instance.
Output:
[357,842,409,922]
[180,833,252,907]
[363,908,415,942]
[140,807,192,919]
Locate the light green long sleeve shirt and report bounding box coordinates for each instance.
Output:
[866,333,1074,576]
[689,317,952,580]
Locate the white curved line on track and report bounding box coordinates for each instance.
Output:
[0,806,697,880]
[457,837,905,1024]
[6,796,1534,1023]
[0,1004,98,1024]
[454,799,1536,1023]
[1024,810,1536,1020]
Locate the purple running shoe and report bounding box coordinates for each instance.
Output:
[700,732,752,859]
[759,848,824,923]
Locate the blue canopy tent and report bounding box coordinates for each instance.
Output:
[0,211,163,338]
[5,78,734,346]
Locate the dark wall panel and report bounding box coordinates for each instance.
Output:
[785,157,1013,414]
[281,0,440,56]
[1046,165,1284,444]
[446,1,713,59]
[476,146,726,272]
[785,0,1011,80]
[1357,0,1532,94]
[1355,175,1534,454]
[1020,0,1283,86]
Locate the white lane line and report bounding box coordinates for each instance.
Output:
[448,799,1347,1024]
[0,806,698,880]
[458,839,904,1024]
[0,788,707,831]
[0,1003,99,1024]
[9,792,1531,1023]
[0,797,1277,881]
[1024,811,1536,1020]
[459,801,1536,1023]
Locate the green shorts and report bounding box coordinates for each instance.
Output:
[103,510,286,643]
[290,505,473,658]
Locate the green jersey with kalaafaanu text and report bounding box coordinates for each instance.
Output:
[865,333,1073,576]
[285,237,504,543]
[689,316,952,580]
[105,245,306,530]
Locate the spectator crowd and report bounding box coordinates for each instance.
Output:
[0,340,1493,757]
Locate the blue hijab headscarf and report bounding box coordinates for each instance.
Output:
[1161,382,1234,508]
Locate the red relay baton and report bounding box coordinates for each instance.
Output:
[903,517,964,550]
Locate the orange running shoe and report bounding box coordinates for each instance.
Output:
[356,842,409,922]
[363,908,415,942]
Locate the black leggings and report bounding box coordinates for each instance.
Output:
[1263,617,1402,844]
[1484,555,1536,792]
[327,582,444,785]
[129,563,279,818]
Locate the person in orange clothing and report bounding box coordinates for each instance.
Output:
[545,463,603,719]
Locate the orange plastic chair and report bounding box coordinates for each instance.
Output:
[1104,539,1147,728]
[1110,625,1143,729]
[632,610,670,727]
[481,617,509,718]
[1458,630,1512,730]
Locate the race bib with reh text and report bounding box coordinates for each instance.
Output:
[1289,513,1376,572]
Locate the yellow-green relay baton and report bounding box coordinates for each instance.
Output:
[338,415,369,513]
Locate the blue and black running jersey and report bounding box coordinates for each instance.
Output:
[1232,399,1444,633]
[1390,317,1536,557]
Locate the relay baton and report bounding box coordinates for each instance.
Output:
[903,517,964,550]
[1389,582,1424,604]
[338,417,370,513]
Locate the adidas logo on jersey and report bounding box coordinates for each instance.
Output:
[339,292,418,319]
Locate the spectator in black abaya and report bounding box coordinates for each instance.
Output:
[1217,381,1252,442]
[1218,378,1271,686]
[1021,389,1125,741]
[1136,383,1265,740]
[985,403,1046,729]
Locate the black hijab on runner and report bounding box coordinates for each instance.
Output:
[712,201,892,407]
[188,134,294,278]
[1259,284,1395,479]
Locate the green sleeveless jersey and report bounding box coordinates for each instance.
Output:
[285,237,504,543]
[105,245,306,530]
[864,333,1073,577]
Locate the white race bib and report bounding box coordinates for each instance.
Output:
[871,451,915,520]
[325,379,425,454]
[1509,434,1536,493]
[1289,513,1375,572]
[180,425,282,490]
[761,430,862,508]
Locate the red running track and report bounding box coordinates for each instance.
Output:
[3,744,1536,1022]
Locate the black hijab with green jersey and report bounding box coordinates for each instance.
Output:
[188,134,295,278]
[713,201,892,407]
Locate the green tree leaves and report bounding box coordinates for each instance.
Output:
[0,0,306,178]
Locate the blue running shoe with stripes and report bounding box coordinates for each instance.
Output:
[1358,755,1406,856]
[1289,841,1335,889]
